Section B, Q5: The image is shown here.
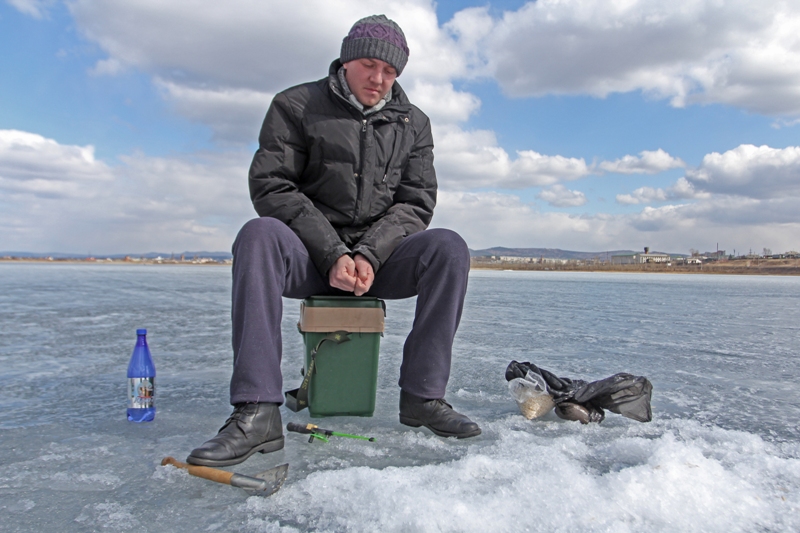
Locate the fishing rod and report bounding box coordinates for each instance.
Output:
[287,422,376,443]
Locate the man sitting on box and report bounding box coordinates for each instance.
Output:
[187,14,480,467]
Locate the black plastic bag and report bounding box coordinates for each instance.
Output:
[505,361,653,423]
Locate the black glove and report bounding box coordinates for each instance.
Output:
[573,373,652,422]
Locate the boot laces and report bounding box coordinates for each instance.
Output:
[217,403,256,434]
[432,398,453,410]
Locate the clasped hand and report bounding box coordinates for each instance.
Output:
[328,254,374,296]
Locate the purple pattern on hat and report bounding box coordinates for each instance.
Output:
[346,23,409,55]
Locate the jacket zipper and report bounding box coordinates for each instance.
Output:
[354,119,368,225]
[383,116,405,183]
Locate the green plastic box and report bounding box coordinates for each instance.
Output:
[298,296,385,417]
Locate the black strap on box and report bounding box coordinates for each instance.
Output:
[284,331,351,412]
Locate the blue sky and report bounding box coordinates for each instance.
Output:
[1,0,799,255]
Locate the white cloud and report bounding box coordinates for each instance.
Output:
[3,129,795,256]
[70,0,345,89]
[434,125,591,190]
[61,0,800,150]
[615,177,707,205]
[66,0,466,89]
[435,138,800,250]
[452,0,800,117]
[442,7,495,77]
[89,58,125,76]
[9,2,800,255]
[537,185,587,207]
[0,130,113,199]
[68,0,473,142]
[432,189,799,255]
[772,117,800,129]
[0,129,253,253]
[627,196,800,235]
[669,177,707,200]
[406,81,481,124]
[6,0,52,19]
[685,144,800,199]
[616,144,800,205]
[156,79,274,144]
[395,2,469,82]
[433,126,511,189]
[432,190,602,249]
[435,128,685,192]
[616,187,668,205]
[512,150,590,186]
[599,149,685,174]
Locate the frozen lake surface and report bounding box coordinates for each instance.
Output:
[1,264,798,532]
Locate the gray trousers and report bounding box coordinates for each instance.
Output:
[229,217,470,405]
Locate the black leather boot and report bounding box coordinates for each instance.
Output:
[186,402,284,467]
[399,390,481,439]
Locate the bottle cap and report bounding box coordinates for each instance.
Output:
[136,328,147,335]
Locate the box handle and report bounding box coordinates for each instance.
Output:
[284,331,351,412]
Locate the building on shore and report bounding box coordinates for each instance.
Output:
[491,255,570,265]
[497,256,537,263]
[611,247,672,265]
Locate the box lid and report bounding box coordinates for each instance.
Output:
[298,297,385,333]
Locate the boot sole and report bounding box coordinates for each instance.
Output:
[185,436,285,467]
[399,416,481,439]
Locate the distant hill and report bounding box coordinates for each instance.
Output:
[468,247,677,260]
[1,251,233,260]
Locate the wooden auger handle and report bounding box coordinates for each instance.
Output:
[161,456,235,486]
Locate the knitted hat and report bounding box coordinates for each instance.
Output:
[340,15,409,75]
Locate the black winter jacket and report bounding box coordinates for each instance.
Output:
[248,61,437,277]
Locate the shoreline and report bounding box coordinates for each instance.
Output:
[3,257,800,275]
[0,258,231,266]
[470,258,800,276]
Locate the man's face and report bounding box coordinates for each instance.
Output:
[343,58,397,108]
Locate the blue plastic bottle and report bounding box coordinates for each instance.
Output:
[127,329,156,422]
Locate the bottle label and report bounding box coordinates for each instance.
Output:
[128,377,155,409]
